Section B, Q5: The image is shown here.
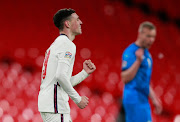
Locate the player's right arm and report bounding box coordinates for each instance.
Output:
[121,48,144,84]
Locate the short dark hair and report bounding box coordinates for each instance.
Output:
[53,8,75,30]
[138,21,156,32]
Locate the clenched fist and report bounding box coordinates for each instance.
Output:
[77,96,89,109]
[135,48,144,61]
[83,59,96,74]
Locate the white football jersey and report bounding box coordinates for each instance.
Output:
[38,35,84,114]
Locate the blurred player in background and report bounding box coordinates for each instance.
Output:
[38,8,96,122]
[121,21,162,122]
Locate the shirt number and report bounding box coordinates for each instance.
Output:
[42,50,51,79]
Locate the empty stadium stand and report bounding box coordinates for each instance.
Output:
[0,0,180,121]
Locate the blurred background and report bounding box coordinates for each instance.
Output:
[0,0,180,121]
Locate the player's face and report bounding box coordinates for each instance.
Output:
[69,13,83,35]
[139,28,156,49]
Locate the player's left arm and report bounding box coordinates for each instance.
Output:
[70,59,96,87]
[149,85,162,114]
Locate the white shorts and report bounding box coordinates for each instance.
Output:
[40,112,72,122]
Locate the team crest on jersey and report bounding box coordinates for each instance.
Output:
[64,52,72,59]
[147,58,151,68]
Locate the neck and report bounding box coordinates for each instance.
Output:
[60,30,75,41]
[135,39,143,47]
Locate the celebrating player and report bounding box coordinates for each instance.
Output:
[121,21,162,122]
[38,8,96,122]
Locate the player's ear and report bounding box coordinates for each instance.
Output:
[64,20,70,28]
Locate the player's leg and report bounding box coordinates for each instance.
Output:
[136,103,152,122]
[144,103,152,122]
[123,103,137,122]
[123,103,152,122]
[40,112,72,122]
[59,113,72,122]
[40,112,46,122]
[64,113,73,122]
